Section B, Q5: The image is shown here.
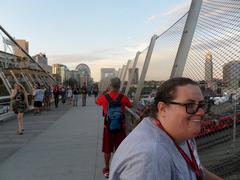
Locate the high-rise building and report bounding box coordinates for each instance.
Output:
[13,39,29,58]
[32,53,48,65]
[32,53,51,74]
[52,64,69,83]
[223,61,240,89]
[101,68,115,81]
[204,51,213,82]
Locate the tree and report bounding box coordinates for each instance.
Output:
[63,78,78,87]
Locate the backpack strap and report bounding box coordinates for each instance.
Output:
[104,93,123,103]
[115,94,123,103]
[104,94,113,103]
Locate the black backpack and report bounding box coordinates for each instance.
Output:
[105,94,124,133]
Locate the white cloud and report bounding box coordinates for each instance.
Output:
[146,15,158,23]
[146,1,190,23]
[125,42,149,53]
[161,3,189,17]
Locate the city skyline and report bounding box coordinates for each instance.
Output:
[0,0,191,81]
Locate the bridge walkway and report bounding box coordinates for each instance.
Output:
[0,97,105,180]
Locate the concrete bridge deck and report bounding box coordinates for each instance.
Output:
[0,97,106,180]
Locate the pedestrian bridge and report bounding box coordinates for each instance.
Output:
[0,0,239,179]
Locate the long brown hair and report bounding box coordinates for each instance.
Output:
[11,83,29,109]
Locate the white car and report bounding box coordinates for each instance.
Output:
[212,96,229,105]
[0,105,9,114]
[140,95,154,106]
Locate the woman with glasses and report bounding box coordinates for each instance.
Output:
[110,77,222,180]
[10,83,29,135]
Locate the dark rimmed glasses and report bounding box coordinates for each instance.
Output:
[168,101,208,115]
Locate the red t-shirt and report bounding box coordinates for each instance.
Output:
[95,91,132,115]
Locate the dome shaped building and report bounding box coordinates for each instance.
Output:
[75,63,93,87]
[76,63,91,76]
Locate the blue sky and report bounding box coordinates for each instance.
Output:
[0,0,191,81]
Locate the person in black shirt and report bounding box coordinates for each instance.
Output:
[72,86,80,106]
[81,83,87,106]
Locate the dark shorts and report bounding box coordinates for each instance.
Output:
[34,101,42,107]
[102,126,126,154]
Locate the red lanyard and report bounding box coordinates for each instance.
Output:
[154,119,202,180]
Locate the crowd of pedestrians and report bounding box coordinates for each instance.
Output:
[10,82,99,135]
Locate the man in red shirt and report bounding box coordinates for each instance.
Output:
[96,77,132,178]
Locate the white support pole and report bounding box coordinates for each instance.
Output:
[9,70,19,83]
[118,68,122,78]
[21,72,33,90]
[170,0,203,78]
[133,34,158,105]
[119,65,125,81]
[125,51,140,96]
[27,73,35,86]
[35,74,44,85]
[0,70,11,94]
[120,60,131,92]
[116,69,120,78]
[38,75,47,87]
[120,65,127,83]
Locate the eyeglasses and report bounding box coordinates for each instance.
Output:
[168,101,208,114]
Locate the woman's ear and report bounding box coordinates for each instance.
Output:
[157,102,167,117]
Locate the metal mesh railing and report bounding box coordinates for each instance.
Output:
[180,1,240,178]
[123,0,240,179]
[139,13,189,102]
[145,13,188,81]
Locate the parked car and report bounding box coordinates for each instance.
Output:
[0,105,9,114]
[140,94,154,106]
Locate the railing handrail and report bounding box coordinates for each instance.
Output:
[125,107,140,121]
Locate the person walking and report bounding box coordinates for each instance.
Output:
[60,86,66,105]
[53,84,60,108]
[96,77,132,178]
[33,84,44,115]
[66,87,73,105]
[92,84,99,99]
[44,85,52,110]
[10,83,29,135]
[109,77,223,180]
[81,83,87,106]
[72,86,80,106]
